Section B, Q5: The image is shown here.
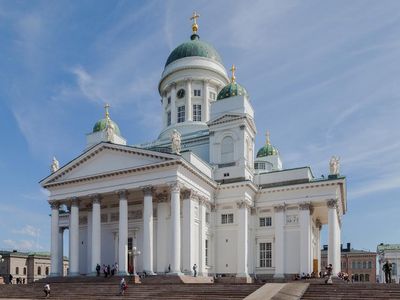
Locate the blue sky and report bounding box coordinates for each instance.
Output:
[0,0,399,254]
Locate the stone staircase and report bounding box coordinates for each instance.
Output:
[301,279,400,299]
[0,276,261,299]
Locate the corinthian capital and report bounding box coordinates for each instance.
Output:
[274,205,285,212]
[50,202,59,210]
[299,202,312,211]
[182,189,194,200]
[142,186,154,197]
[327,199,338,209]
[169,181,181,193]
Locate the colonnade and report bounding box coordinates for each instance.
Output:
[49,182,211,277]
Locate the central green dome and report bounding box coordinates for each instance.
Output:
[165,34,222,67]
[93,118,121,136]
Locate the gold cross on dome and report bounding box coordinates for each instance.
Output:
[265,130,270,145]
[190,11,200,33]
[104,103,110,118]
[230,64,236,83]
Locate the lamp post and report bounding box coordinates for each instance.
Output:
[132,247,141,276]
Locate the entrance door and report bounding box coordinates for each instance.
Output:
[313,259,319,275]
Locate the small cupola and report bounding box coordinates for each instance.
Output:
[217,65,248,100]
[86,104,127,149]
[254,131,282,173]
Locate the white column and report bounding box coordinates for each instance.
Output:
[118,190,129,275]
[91,195,101,274]
[316,219,322,276]
[86,210,92,274]
[186,79,192,121]
[50,203,60,276]
[327,199,341,276]
[203,80,209,122]
[69,199,80,276]
[58,227,64,276]
[156,194,168,273]
[162,94,167,127]
[182,190,194,275]
[142,186,155,275]
[169,182,182,274]
[170,84,177,125]
[274,205,285,278]
[237,201,249,277]
[299,202,312,275]
[198,199,207,276]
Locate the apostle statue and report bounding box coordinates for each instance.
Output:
[50,157,60,173]
[105,124,115,143]
[171,129,181,155]
[329,156,340,175]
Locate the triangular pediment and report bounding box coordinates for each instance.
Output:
[40,143,177,186]
[208,114,244,126]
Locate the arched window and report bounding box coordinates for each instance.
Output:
[45,267,49,275]
[23,267,27,275]
[38,266,41,275]
[15,267,19,275]
[354,274,359,281]
[360,274,364,282]
[221,136,234,163]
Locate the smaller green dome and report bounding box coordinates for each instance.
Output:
[93,118,121,136]
[256,132,278,157]
[217,82,248,100]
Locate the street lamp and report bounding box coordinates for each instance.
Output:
[132,247,141,276]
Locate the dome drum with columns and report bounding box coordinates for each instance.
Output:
[41,13,347,281]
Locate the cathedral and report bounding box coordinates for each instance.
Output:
[40,13,347,280]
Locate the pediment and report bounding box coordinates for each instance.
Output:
[208,114,244,126]
[208,114,256,132]
[41,143,177,186]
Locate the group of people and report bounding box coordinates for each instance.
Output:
[95,263,119,277]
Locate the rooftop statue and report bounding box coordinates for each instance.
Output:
[329,155,340,175]
[171,129,181,155]
[50,156,59,173]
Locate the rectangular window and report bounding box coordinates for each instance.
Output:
[209,91,216,100]
[193,104,202,121]
[368,261,372,269]
[16,267,19,275]
[259,242,272,268]
[221,213,234,224]
[205,239,209,266]
[352,261,356,269]
[259,217,272,227]
[194,89,201,96]
[167,111,171,126]
[167,96,171,104]
[177,105,185,123]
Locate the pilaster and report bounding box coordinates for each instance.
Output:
[142,186,155,275]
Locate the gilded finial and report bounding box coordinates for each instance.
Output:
[265,130,270,145]
[104,103,110,119]
[190,11,200,34]
[230,64,236,83]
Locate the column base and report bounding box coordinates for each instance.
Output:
[273,273,285,278]
[68,272,80,277]
[167,272,183,276]
[143,271,157,276]
[49,272,61,277]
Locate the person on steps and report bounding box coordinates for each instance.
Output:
[96,264,101,276]
[325,264,333,284]
[383,260,392,284]
[43,283,50,298]
[119,277,127,295]
[192,264,197,277]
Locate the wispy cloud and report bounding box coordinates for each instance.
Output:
[12,225,41,238]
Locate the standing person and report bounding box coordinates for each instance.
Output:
[119,277,127,296]
[114,262,119,274]
[43,283,50,298]
[96,264,101,276]
[103,265,108,278]
[8,274,13,284]
[325,264,333,284]
[192,264,197,277]
[107,264,111,277]
[383,260,393,284]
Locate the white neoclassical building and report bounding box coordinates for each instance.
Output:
[40,15,347,280]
